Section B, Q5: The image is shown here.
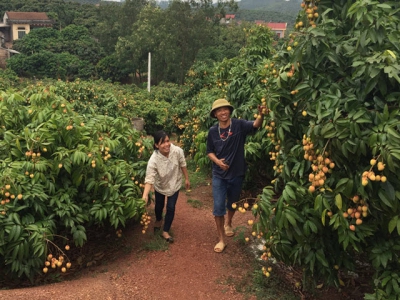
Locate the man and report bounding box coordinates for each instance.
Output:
[206,98,267,253]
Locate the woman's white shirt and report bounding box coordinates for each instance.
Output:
[144,143,186,196]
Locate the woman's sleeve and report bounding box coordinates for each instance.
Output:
[144,157,157,184]
[178,147,187,167]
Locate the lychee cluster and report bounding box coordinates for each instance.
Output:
[131,176,144,188]
[135,141,145,156]
[266,121,284,174]
[326,195,369,232]
[345,204,368,230]
[303,136,335,193]
[361,158,386,186]
[1,184,23,216]
[264,63,278,79]
[232,199,258,213]
[297,0,319,29]
[260,245,273,277]
[43,245,71,274]
[101,146,112,162]
[140,212,151,234]
[231,199,264,241]
[25,150,42,162]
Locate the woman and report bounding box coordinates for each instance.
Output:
[142,130,190,243]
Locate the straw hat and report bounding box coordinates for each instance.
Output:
[210,99,234,118]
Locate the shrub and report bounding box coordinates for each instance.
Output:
[0,85,152,281]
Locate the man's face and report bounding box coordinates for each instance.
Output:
[214,106,231,121]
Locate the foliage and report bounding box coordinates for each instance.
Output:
[96,53,133,83]
[8,25,104,80]
[115,1,220,84]
[0,69,19,90]
[237,0,302,16]
[0,0,100,32]
[0,83,152,281]
[237,0,400,298]
[195,21,250,64]
[7,51,94,80]
[177,0,400,297]
[234,9,297,29]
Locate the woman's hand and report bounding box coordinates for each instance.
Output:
[185,179,191,191]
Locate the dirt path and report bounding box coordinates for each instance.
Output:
[0,185,259,300]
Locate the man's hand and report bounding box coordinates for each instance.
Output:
[258,105,270,115]
[218,158,230,171]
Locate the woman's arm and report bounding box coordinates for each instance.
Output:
[142,182,154,202]
[181,166,190,190]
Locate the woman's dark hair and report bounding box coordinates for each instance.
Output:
[153,130,169,150]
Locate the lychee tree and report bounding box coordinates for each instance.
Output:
[0,85,152,281]
[250,0,400,298]
[184,0,400,298]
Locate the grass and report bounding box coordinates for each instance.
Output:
[185,158,210,188]
[141,235,170,251]
[217,240,300,300]
[231,261,300,300]
[187,198,203,208]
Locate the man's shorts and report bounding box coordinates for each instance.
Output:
[212,175,244,216]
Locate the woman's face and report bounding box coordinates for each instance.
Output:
[155,136,171,156]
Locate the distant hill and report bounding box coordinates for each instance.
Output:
[58,0,300,27]
[232,0,301,29]
[235,9,296,26]
[237,0,302,15]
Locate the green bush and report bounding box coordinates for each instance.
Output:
[247,0,400,298]
[0,85,152,281]
[185,0,400,298]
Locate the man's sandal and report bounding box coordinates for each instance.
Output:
[224,225,235,237]
[214,242,226,253]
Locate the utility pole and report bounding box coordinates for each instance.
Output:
[148,52,151,92]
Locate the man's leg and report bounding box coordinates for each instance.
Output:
[215,215,225,245]
[225,176,245,234]
[212,176,227,252]
[225,209,235,228]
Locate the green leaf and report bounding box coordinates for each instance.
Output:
[378,190,393,208]
[314,194,322,211]
[335,194,343,210]
[284,185,296,200]
[316,249,329,267]
[335,178,350,193]
[388,216,399,234]
[285,211,297,226]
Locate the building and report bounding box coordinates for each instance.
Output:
[255,20,287,38]
[219,14,236,25]
[0,12,53,44]
[0,12,53,68]
[266,22,287,38]
[221,15,287,38]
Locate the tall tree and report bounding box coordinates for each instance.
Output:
[93,2,123,55]
[115,4,164,82]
